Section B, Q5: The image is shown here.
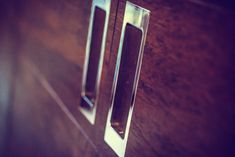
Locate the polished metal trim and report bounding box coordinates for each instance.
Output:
[104,1,150,157]
[79,0,111,124]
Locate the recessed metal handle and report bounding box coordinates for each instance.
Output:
[80,0,111,124]
[111,23,143,138]
[104,2,150,157]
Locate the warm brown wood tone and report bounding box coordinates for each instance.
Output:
[0,0,235,157]
[104,0,235,156]
[0,0,118,156]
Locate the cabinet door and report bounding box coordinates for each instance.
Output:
[104,0,235,157]
[4,0,118,156]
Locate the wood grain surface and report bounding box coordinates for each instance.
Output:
[111,0,235,156]
[0,0,235,157]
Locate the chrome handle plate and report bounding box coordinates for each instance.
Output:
[104,1,150,157]
[79,0,111,124]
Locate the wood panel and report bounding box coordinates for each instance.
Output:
[1,0,101,156]
[102,0,235,156]
[2,0,118,156]
[0,0,235,157]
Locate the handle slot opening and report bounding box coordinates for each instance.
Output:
[81,7,106,109]
[111,23,143,138]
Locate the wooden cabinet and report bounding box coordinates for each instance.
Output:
[1,0,235,157]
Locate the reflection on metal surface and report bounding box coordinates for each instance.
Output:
[79,0,111,124]
[111,24,143,139]
[104,1,150,157]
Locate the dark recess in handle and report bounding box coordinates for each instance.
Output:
[81,7,106,109]
[111,23,143,138]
